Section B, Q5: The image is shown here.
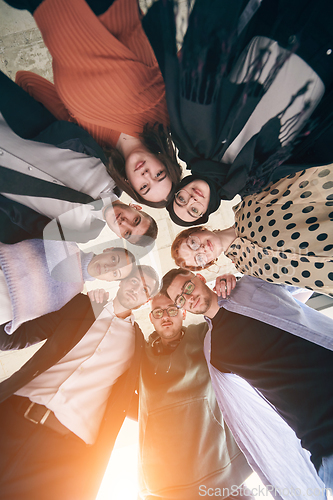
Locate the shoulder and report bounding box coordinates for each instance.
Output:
[185,322,209,341]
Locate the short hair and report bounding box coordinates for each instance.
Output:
[130,264,161,298]
[171,226,215,271]
[135,212,158,247]
[150,291,171,309]
[160,268,194,299]
[105,123,182,209]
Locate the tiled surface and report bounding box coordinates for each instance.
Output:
[0,0,238,380]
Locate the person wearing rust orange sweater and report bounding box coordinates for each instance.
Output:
[5,0,181,208]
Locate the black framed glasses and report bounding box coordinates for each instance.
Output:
[174,280,195,308]
[151,307,179,319]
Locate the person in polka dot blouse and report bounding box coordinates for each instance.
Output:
[171,164,333,297]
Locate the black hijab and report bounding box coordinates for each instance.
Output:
[166,175,219,227]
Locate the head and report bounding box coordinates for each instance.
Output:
[116,265,160,311]
[171,227,222,271]
[87,247,135,281]
[166,177,211,226]
[106,124,181,208]
[149,292,186,344]
[103,201,158,246]
[161,268,215,315]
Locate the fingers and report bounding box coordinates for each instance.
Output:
[215,274,237,299]
[88,289,110,304]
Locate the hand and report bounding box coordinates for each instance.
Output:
[214,274,237,299]
[88,288,110,304]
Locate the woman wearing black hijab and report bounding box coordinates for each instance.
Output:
[142,0,333,226]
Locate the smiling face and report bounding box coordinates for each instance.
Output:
[166,273,212,315]
[87,248,134,281]
[149,293,185,343]
[116,268,157,310]
[173,179,210,222]
[125,146,172,203]
[104,202,150,244]
[178,229,222,269]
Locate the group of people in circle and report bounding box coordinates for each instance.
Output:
[1,0,332,299]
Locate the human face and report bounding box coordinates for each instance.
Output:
[125,146,172,203]
[150,294,185,342]
[178,229,222,268]
[166,274,212,315]
[104,202,150,244]
[173,180,210,222]
[116,269,156,310]
[87,248,133,281]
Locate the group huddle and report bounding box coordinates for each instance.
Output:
[0,0,333,499]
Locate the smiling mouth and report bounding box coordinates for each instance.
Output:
[135,161,145,172]
[207,240,213,252]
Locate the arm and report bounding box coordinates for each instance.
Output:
[15,71,71,122]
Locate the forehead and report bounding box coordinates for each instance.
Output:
[167,274,192,301]
[151,294,174,310]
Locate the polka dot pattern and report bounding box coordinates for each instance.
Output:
[228,164,333,295]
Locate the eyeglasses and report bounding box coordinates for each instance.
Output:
[175,189,205,219]
[186,236,208,268]
[174,280,195,308]
[151,307,179,319]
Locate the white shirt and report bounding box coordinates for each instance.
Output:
[0,113,116,199]
[16,300,135,445]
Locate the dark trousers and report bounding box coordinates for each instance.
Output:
[0,70,57,139]
[0,396,93,500]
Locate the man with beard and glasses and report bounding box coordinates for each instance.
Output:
[137,292,251,500]
[161,269,333,498]
[0,265,160,500]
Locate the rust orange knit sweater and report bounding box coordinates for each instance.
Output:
[16,0,169,148]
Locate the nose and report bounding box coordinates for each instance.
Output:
[188,194,198,204]
[188,295,195,305]
[142,165,149,174]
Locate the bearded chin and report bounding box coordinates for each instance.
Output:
[197,296,211,314]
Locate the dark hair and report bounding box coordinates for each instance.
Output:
[160,268,194,299]
[171,227,215,271]
[105,123,182,208]
[135,212,158,247]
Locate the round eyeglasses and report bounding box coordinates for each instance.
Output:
[175,189,205,219]
[186,236,208,268]
[151,307,179,319]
